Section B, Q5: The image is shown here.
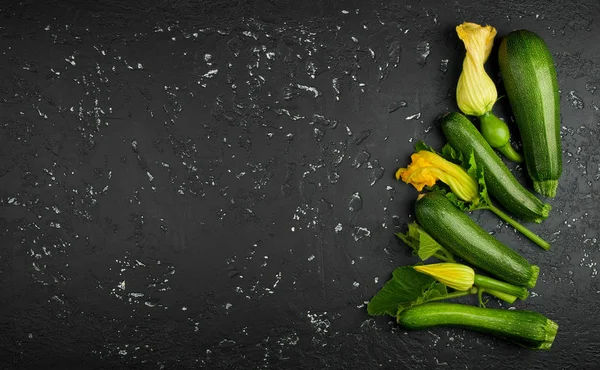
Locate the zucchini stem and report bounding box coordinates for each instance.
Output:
[433,249,456,263]
[498,143,524,163]
[474,274,529,300]
[534,180,558,198]
[427,290,473,303]
[488,204,550,250]
[482,288,517,304]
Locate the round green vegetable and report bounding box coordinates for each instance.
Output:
[479,112,523,163]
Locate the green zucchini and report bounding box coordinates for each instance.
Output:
[415,192,539,288]
[498,30,562,198]
[398,302,558,350]
[441,112,551,223]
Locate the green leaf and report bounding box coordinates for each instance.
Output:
[472,150,491,205]
[416,142,460,165]
[461,150,491,209]
[440,143,463,164]
[367,266,448,317]
[417,281,449,306]
[466,149,479,180]
[414,140,434,152]
[442,190,471,211]
[396,223,455,262]
[416,228,445,261]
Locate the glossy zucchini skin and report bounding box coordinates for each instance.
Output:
[498,30,562,198]
[415,192,539,288]
[441,112,551,223]
[398,303,558,350]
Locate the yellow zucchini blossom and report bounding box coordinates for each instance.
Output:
[456,22,498,116]
[414,263,475,291]
[396,151,478,202]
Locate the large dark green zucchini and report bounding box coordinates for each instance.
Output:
[498,30,562,198]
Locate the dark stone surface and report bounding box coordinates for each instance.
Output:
[1,1,599,369]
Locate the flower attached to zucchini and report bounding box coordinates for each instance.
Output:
[456,22,497,117]
[396,143,550,250]
[456,22,523,163]
[413,262,530,303]
[368,265,554,349]
[396,150,478,203]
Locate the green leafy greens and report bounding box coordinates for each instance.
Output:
[396,223,455,262]
[367,266,450,319]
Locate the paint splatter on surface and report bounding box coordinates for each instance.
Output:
[1,1,600,368]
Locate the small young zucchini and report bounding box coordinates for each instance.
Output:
[441,112,551,223]
[499,30,562,198]
[398,302,558,350]
[415,192,539,288]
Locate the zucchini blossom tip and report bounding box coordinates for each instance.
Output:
[456,22,498,116]
[397,151,478,202]
[414,263,475,291]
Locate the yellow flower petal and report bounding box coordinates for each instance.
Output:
[414,263,475,291]
[456,22,496,64]
[456,22,498,116]
[396,151,479,202]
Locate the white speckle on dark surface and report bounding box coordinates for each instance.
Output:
[405,112,421,120]
[351,226,371,241]
[440,59,449,73]
[416,41,431,66]
[388,100,408,113]
[203,69,219,78]
[296,84,320,97]
[568,90,584,109]
[332,78,340,100]
[347,192,362,212]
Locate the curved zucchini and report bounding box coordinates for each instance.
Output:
[415,192,539,288]
[441,112,551,223]
[398,303,558,350]
[498,30,562,197]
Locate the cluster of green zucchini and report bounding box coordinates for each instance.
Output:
[370,29,562,349]
[427,29,562,291]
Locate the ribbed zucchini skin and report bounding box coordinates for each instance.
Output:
[415,192,539,288]
[498,30,562,198]
[398,303,558,349]
[441,112,551,223]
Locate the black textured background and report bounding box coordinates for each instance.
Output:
[1,1,600,369]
